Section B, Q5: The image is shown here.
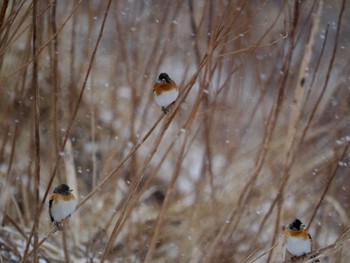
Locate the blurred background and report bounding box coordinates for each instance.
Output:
[0,0,349,262]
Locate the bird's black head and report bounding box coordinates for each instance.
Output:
[289,219,303,230]
[158,72,172,83]
[53,184,72,195]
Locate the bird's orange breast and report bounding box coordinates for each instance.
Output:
[284,228,309,240]
[50,193,75,204]
[153,81,178,96]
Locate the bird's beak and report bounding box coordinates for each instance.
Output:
[69,189,73,193]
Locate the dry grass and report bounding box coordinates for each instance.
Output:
[0,0,350,262]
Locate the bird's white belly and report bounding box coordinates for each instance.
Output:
[154,89,179,107]
[286,235,311,256]
[51,199,77,222]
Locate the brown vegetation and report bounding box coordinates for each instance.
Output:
[0,0,349,262]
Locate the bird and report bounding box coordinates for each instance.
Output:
[49,184,77,231]
[153,72,179,114]
[284,219,320,262]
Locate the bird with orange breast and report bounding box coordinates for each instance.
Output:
[49,184,77,231]
[283,219,320,262]
[153,72,179,114]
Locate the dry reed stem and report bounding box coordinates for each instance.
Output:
[62,228,69,263]
[49,0,60,159]
[247,241,281,263]
[325,196,349,227]
[26,226,58,258]
[3,215,28,242]
[0,1,32,61]
[31,0,40,261]
[63,139,79,245]
[21,1,112,260]
[0,0,9,29]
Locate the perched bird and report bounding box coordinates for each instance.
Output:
[49,184,77,230]
[153,72,179,113]
[284,219,320,262]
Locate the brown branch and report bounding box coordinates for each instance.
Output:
[26,226,58,258]
[0,0,9,30]
[50,0,60,159]
[31,0,40,261]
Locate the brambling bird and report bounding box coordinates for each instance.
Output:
[153,72,179,114]
[284,219,320,262]
[49,184,77,230]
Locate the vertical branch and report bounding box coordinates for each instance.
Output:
[68,0,77,113]
[90,77,97,188]
[32,0,40,261]
[50,0,60,164]
[0,0,10,69]
[62,229,70,263]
